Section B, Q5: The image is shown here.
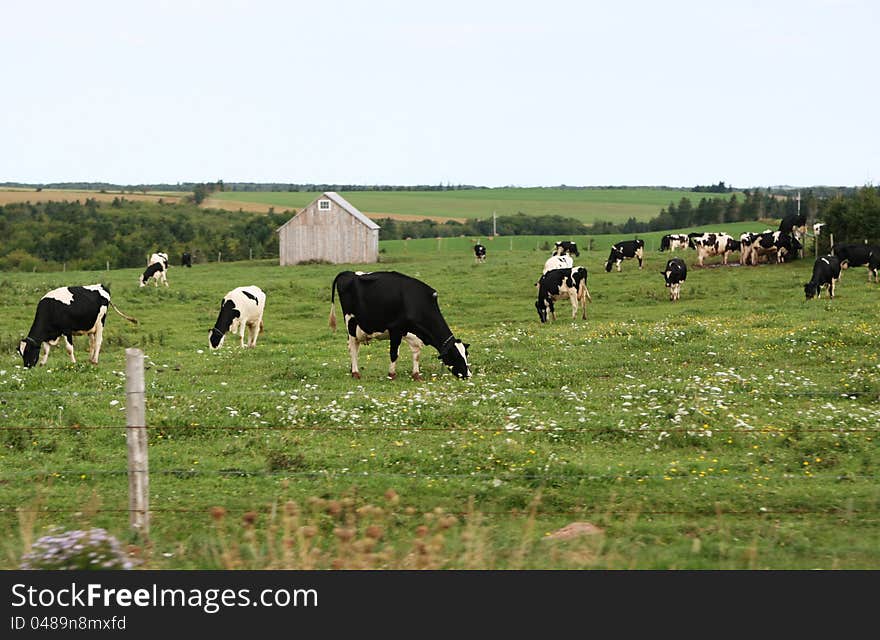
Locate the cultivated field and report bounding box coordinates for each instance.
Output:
[1,231,878,569]
[205,187,728,224]
[0,188,181,207]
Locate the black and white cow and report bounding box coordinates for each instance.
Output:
[749,230,798,264]
[181,252,193,268]
[18,284,138,368]
[535,267,591,322]
[804,255,841,300]
[660,257,687,302]
[209,285,266,349]
[328,271,470,380]
[605,239,644,272]
[739,232,760,266]
[687,232,737,266]
[553,240,580,257]
[834,243,880,282]
[779,212,807,238]
[659,234,689,252]
[474,243,487,263]
[140,252,169,288]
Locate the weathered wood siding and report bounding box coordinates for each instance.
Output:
[278,199,378,265]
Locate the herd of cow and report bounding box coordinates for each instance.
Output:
[14,212,878,381]
[16,250,472,381]
[525,213,879,325]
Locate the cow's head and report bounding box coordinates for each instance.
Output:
[804,282,819,300]
[604,247,621,272]
[209,300,240,349]
[18,337,41,368]
[209,327,226,349]
[535,297,550,322]
[438,338,471,378]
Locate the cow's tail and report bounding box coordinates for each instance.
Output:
[329,272,342,331]
[110,302,138,324]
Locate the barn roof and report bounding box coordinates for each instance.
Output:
[276,191,380,232]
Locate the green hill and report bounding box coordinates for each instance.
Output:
[209,187,736,224]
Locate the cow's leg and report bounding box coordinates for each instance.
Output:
[830,278,837,299]
[39,341,52,366]
[347,335,362,379]
[163,271,169,287]
[91,323,104,364]
[568,289,579,319]
[403,334,424,381]
[237,321,246,348]
[64,334,76,363]
[249,319,263,347]
[387,332,403,380]
[637,248,644,269]
[616,260,622,272]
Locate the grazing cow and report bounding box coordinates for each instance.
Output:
[181,252,193,268]
[535,267,591,322]
[553,241,580,257]
[209,286,266,350]
[659,234,689,252]
[140,252,169,288]
[328,271,470,380]
[804,256,841,300]
[542,253,574,274]
[474,243,487,263]
[18,284,138,368]
[751,230,798,264]
[834,243,880,282]
[661,257,687,302]
[605,239,645,272]
[687,232,737,266]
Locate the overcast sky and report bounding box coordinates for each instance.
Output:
[2,0,877,188]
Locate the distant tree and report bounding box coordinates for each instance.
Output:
[192,184,208,205]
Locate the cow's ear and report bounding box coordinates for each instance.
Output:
[464,343,470,350]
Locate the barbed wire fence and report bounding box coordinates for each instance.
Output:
[2,347,879,542]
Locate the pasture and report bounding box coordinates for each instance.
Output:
[205,187,729,224]
[1,232,878,569]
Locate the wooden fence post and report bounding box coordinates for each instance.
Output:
[126,348,149,537]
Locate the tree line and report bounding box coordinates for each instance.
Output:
[0,199,288,272]
[0,187,874,271]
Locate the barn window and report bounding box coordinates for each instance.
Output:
[318,199,331,211]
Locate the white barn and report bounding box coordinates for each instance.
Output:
[277,192,380,265]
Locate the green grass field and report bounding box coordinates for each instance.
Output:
[209,187,732,224]
[1,231,878,569]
